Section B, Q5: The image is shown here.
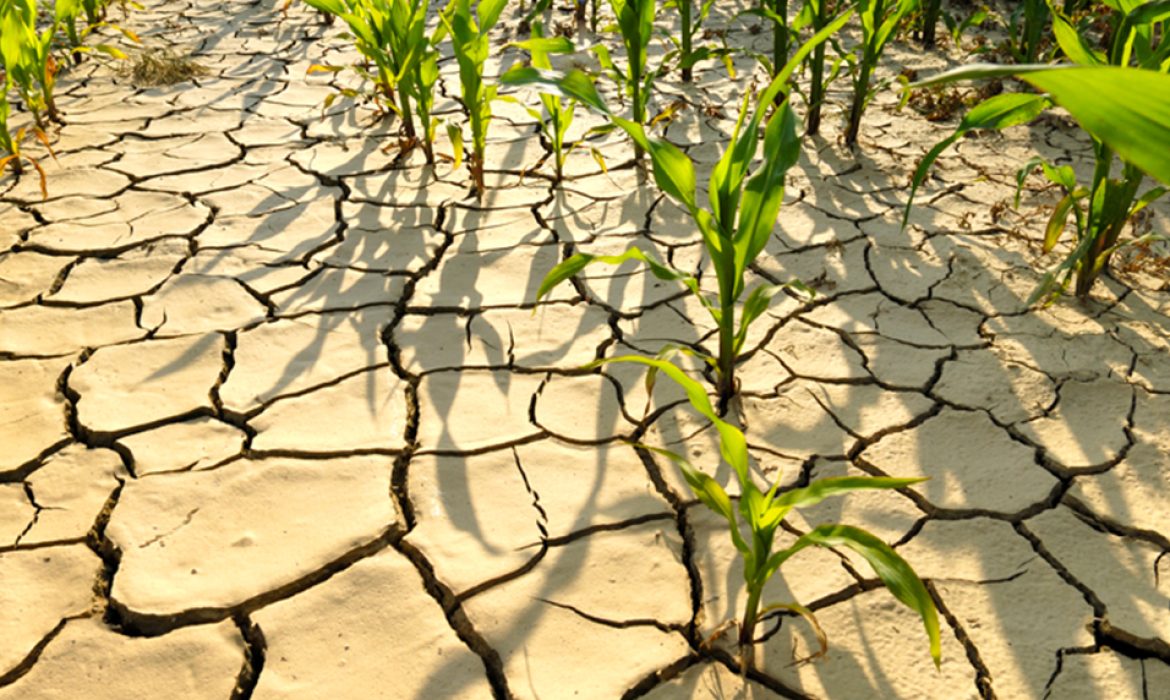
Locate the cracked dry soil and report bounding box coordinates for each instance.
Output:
[2,0,1170,698]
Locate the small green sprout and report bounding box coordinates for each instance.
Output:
[442,0,508,197]
[505,12,853,412]
[603,354,941,672]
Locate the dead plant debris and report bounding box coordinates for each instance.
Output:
[122,48,209,87]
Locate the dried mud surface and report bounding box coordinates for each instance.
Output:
[2,1,1170,698]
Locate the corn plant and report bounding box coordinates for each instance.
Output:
[81,0,113,24]
[844,0,918,147]
[602,356,940,670]
[1,0,62,126]
[903,5,1170,303]
[1008,0,1048,62]
[0,81,51,197]
[442,0,507,196]
[508,14,852,411]
[592,0,658,158]
[667,0,728,82]
[304,0,440,159]
[940,3,990,49]
[502,23,600,182]
[797,0,847,135]
[745,0,793,79]
[54,0,137,65]
[396,0,443,164]
[55,0,86,51]
[919,0,941,47]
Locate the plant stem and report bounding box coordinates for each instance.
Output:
[717,293,736,415]
[1023,0,1045,62]
[399,88,417,140]
[844,50,873,148]
[738,583,764,667]
[921,0,941,48]
[552,113,564,182]
[806,2,827,135]
[771,0,788,76]
[681,0,693,82]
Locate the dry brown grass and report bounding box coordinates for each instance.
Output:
[123,48,209,87]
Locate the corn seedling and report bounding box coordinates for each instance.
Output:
[1008,0,1048,62]
[503,23,603,182]
[402,1,443,164]
[601,355,940,670]
[796,0,848,135]
[844,0,919,147]
[0,82,52,198]
[919,0,940,47]
[54,0,138,65]
[903,3,1170,303]
[509,14,852,411]
[744,0,792,81]
[55,0,86,51]
[443,0,507,196]
[940,3,990,50]
[668,0,727,82]
[1,0,63,126]
[303,0,440,159]
[81,0,118,25]
[592,0,658,158]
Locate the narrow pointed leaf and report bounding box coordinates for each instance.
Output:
[768,524,941,668]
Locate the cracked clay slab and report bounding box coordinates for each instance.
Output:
[106,455,397,620]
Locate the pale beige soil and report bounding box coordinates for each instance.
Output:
[2,0,1169,698]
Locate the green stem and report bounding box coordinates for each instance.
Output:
[921,0,941,48]
[738,582,764,665]
[845,49,873,148]
[399,87,417,140]
[771,0,788,76]
[1023,0,1046,62]
[681,0,693,82]
[717,293,736,415]
[552,113,564,182]
[806,3,827,135]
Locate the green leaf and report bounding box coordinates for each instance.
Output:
[903,92,1050,228]
[509,36,576,56]
[1050,8,1105,65]
[773,476,925,511]
[708,90,753,234]
[734,100,801,292]
[1043,193,1077,253]
[640,445,739,529]
[446,121,464,170]
[768,524,942,668]
[1022,67,1170,185]
[732,281,808,356]
[499,67,610,114]
[535,246,696,301]
[909,64,1170,184]
[595,355,750,483]
[1131,185,1170,216]
[476,0,508,32]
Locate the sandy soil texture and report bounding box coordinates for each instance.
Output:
[2,0,1170,698]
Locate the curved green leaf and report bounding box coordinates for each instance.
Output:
[767,524,941,668]
[903,92,1050,228]
[535,246,696,301]
[594,355,750,483]
[499,66,610,114]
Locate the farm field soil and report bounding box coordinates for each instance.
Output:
[2,0,1170,698]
